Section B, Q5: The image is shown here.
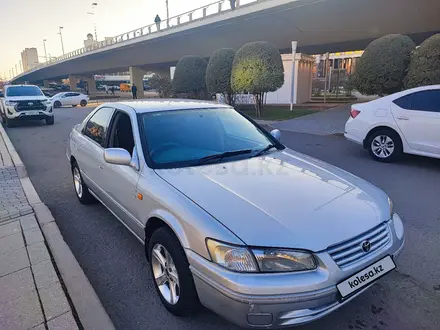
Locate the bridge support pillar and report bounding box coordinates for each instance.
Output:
[83,76,97,94]
[43,80,50,88]
[129,66,148,97]
[68,75,78,91]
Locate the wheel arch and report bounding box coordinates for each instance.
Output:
[363,125,404,149]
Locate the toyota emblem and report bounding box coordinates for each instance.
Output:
[28,102,34,106]
[361,240,371,252]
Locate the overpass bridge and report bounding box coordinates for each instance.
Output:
[11,0,440,90]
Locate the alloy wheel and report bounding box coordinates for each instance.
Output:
[73,167,83,198]
[151,243,180,305]
[371,135,395,158]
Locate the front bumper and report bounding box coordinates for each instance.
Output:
[5,106,53,120]
[189,217,405,328]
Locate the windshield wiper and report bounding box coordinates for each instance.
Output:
[254,144,277,157]
[196,149,253,165]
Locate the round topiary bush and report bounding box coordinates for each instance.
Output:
[206,48,236,105]
[172,55,207,98]
[355,34,415,95]
[405,34,440,88]
[231,41,284,117]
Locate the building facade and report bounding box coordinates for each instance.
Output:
[21,48,39,72]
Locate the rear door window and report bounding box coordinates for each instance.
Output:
[411,90,440,113]
[393,94,413,110]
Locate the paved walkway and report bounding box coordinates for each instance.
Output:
[272,104,351,135]
[0,133,78,329]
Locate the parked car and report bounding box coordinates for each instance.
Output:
[51,92,89,108]
[0,85,54,127]
[345,85,440,162]
[67,100,404,328]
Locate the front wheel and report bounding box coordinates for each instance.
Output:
[367,129,403,162]
[54,101,62,108]
[46,117,54,125]
[148,227,199,316]
[80,100,88,107]
[71,162,96,204]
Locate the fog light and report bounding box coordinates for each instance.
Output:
[7,109,13,115]
[393,213,404,240]
[48,107,53,113]
[247,313,273,326]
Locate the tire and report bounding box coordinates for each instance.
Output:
[367,128,403,163]
[148,227,199,316]
[54,101,62,108]
[72,105,77,107]
[5,117,15,127]
[46,117,54,125]
[80,100,88,107]
[71,162,96,204]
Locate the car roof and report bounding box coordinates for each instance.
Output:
[5,84,39,88]
[103,99,232,113]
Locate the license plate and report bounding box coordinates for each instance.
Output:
[24,111,40,115]
[337,256,395,297]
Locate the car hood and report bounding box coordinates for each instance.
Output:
[156,149,390,251]
[7,96,47,101]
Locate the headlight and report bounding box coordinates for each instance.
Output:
[5,101,17,106]
[206,239,317,273]
[252,249,316,272]
[206,239,258,272]
[388,197,394,218]
[393,213,404,240]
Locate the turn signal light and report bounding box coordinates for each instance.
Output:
[350,108,361,118]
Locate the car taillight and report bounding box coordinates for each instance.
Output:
[350,108,361,118]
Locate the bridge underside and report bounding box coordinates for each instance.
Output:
[14,0,440,83]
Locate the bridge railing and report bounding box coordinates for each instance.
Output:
[22,0,258,76]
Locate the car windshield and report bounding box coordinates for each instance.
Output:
[140,107,280,168]
[6,86,43,97]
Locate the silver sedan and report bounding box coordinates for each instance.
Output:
[67,100,405,328]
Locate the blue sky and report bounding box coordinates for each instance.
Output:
[1,0,216,79]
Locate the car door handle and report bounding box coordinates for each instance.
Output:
[98,165,104,170]
[396,116,409,121]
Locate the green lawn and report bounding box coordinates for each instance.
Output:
[239,105,317,121]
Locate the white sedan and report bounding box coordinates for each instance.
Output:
[51,92,89,108]
[345,85,440,162]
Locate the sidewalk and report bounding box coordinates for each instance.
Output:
[272,104,351,135]
[0,125,114,330]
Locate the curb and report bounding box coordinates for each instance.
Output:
[0,124,115,330]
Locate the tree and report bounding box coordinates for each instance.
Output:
[206,48,236,105]
[172,55,207,98]
[231,41,284,117]
[354,34,415,96]
[344,73,357,96]
[405,34,440,88]
[149,74,172,98]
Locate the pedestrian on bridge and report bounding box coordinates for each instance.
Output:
[230,0,236,10]
[131,84,138,99]
[155,14,161,31]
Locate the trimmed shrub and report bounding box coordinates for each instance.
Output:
[355,34,415,96]
[206,48,236,105]
[405,34,440,88]
[231,41,284,117]
[149,74,172,98]
[173,55,207,98]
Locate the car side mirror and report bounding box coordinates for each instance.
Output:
[270,129,281,141]
[104,148,132,166]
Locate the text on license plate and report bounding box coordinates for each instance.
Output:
[337,256,395,297]
[24,111,40,115]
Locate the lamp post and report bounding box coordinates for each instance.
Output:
[166,0,169,24]
[59,27,65,55]
[90,2,98,41]
[43,39,48,63]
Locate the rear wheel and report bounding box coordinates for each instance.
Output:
[71,162,96,204]
[367,128,403,162]
[80,100,88,107]
[72,105,77,107]
[148,227,199,316]
[54,101,62,108]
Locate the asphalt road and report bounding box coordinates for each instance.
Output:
[5,107,440,330]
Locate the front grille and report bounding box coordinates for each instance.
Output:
[15,100,46,112]
[328,222,391,268]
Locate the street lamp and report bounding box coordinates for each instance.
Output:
[166,0,169,24]
[58,27,65,55]
[89,2,98,41]
[43,39,48,63]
